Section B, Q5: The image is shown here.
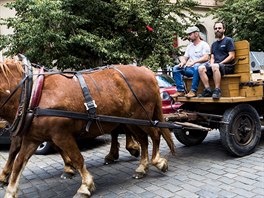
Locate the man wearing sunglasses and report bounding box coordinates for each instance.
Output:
[198,21,235,99]
[171,26,210,98]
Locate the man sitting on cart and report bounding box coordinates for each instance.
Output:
[198,21,235,99]
[171,26,210,98]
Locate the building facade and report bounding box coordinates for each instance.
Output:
[0,0,15,36]
[173,0,224,47]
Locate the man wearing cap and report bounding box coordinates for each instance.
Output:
[171,26,210,98]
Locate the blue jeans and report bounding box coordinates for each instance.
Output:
[172,63,200,92]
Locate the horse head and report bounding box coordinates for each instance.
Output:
[0,58,24,122]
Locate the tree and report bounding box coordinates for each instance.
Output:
[0,0,199,70]
[212,0,264,51]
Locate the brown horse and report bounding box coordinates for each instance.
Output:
[0,58,175,197]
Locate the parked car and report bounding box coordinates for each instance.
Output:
[155,74,182,114]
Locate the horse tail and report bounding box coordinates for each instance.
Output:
[153,94,176,155]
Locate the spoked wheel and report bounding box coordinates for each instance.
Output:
[174,128,208,146]
[220,104,261,157]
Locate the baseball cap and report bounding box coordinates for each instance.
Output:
[185,26,200,34]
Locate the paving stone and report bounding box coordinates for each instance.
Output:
[0,132,263,198]
[176,189,200,198]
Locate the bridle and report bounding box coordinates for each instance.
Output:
[0,54,33,136]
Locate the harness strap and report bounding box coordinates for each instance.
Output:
[0,76,28,110]
[8,55,33,136]
[34,108,182,129]
[75,72,97,131]
[112,67,155,126]
[75,72,97,114]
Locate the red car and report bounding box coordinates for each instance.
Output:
[155,74,182,114]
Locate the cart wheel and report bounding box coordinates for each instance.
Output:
[220,104,261,157]
[173,129,208,146]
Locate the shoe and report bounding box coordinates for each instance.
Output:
[199,88,212,97]
[171,91,185,98]
[185,90,197,98]
[212,88,221,99]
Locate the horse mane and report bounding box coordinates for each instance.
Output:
[0,58,24,87]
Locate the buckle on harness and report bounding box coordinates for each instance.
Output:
[84,100,97,111]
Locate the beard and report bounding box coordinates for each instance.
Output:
[215,31,224,39]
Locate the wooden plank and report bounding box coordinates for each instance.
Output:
[234,64,250,73]
[223,74,241,78]
[185,75,240,97]
[236,49,249,54]
[221,89,239,97]
[235,56,249,65]
[239,73,251,82]
[235,40,250,49]
[221,77,240,84]
[239,86,263,97]
[174,96,262,103]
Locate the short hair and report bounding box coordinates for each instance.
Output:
[214,21,226,29]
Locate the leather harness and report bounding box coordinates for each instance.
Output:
[1,55,181,137]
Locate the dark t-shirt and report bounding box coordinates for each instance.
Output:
[211,37,235,63]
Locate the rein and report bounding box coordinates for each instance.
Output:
[4,55,33,135]
[0,76,28,110]
[112,67,155,124]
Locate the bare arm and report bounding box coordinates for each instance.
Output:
[186,54,209,67]
[220,51,235,64]
[178,56,188,67]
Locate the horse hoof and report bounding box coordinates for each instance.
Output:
[132,172,146,179]
[0,179,9,187]
[73,193,90,198]
[129,149,140,158]
[61,172,75,179]
[104,157,117,165]
[160,163,169,173]
[0,182,5,189]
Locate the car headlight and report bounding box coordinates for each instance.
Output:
[160,91,170,100]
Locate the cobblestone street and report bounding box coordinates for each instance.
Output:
[0,130,263,198]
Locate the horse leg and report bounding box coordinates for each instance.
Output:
[104,129,120,164]
[148,127,170,173]
[52,145,76,179]
[126,126,149,179]
[0,136,22,187]
[125,130,140,158]
[53,136,95,198]
[4,138,39,198]
[104,125,140,164]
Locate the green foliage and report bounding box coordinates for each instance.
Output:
[211,0,264,51]
[0,0,199,70]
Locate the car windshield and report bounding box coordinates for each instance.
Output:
[156,74,176,88]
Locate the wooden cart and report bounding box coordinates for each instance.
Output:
[168,40,264,157]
